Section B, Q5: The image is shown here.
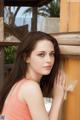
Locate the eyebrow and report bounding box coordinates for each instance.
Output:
[37,50,55,53]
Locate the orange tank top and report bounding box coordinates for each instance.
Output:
[2,78,32,120]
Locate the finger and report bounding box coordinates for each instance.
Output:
[62,72,66,85]
[57,70,63,85]
[59,70,66,86]
[56,70,61,84]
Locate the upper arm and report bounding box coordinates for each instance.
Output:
[21,81,49,120]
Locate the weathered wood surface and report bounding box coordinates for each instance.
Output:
[0,18,4,41]
[60,45,80,56]
[4,0,52,6]
[51,32,80,46]
[0,33,4,90]
[0,0,4,92]
[4,23,28,41]
[0,36,20,46]
[51,32,80,55]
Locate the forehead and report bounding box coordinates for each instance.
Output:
[34,40,54,51]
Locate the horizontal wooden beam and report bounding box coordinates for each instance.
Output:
[60,45,80,56]
[0,35,20,46]
[4,0,52,7]
[51,32,80,46]
[0,41,20,46]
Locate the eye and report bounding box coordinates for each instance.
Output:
[50,52,55,56]
[37,53,45,57]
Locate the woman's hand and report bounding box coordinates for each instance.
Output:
[53,70,66,103]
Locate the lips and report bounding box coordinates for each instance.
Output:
[43,66,52,69]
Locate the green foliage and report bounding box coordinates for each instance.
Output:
[38,0,60,17]
[4,46,16,64]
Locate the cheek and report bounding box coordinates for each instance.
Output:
[30,59,43,73]
[30,57,43,68]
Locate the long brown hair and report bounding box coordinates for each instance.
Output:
[0,31,61,113]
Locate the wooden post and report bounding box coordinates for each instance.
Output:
[60,1,80,120]
[0,0,4,91]
[31,7,37,32]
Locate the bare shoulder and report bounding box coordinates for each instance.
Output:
[20,80,43,100]
[19,80,49,120]
[21,80,41,92]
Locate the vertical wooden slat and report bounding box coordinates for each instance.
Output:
[68,2,80,31]
[60,0,70,32]
[60,1,80,32]
[0,0,4,91]
[0,17,4,42]
[0,0,4,17]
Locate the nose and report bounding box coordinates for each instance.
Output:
[45,55,52,63]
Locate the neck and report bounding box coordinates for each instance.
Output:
[25,68,42,84]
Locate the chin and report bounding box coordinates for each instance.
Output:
[42,71,51,75]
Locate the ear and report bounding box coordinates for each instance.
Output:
[23,53,30,63]
[26,57,30,64]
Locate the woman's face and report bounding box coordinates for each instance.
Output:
[26,40,55,76]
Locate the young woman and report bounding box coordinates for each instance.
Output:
[0,31,65,120]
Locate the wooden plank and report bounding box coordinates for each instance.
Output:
[68,2,80,31]
[0,18,4,41]
[60,0,69,32]
[0,36,20,46]
[51,33,80,45]
[60,45,80,55]
[0,0,3,16]
[0,0,4,92]
[0,42,20,46]
[4,0,52,6]
[4,23,28,41]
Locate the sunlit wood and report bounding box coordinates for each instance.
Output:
[51,32,80,45]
